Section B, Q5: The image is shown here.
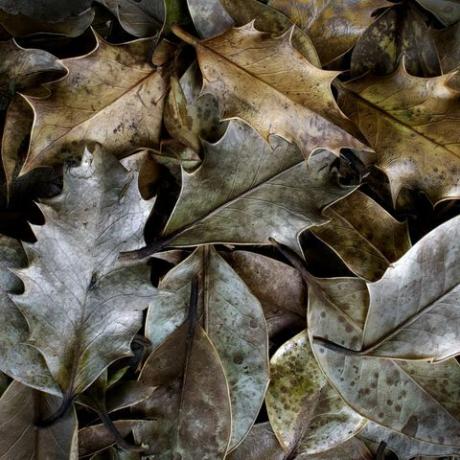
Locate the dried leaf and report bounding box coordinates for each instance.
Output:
[145,246,269,450]
[135,320,232,459]
[220,0,321,67]
[173,23,367,158]
[126,121,356,257]
[0,235,57,393]
[311,190,411,281]
[0,380,78,459]
[415,0,460,25]
[11,147,156,397]
[266,330,365,455]
[357,214,460,361]
[268,0,390,65]
[308,273,460,446]
[297,438,373,460]
[187,0,234,38]
[434,21,460,73]
[339,66,460,204]
[21,32,166,174]
[350,3,441,77]
[360,421,460,460]
[225,250,306,337]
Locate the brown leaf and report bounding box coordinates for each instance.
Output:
[20,31,166,174]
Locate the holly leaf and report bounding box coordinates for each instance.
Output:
[266,330,365,455]
[145,245,269,451]
[0,0,94,37]
[20,31,167,174]
[310,190,411,281]
[122,121,356,259]
[348,214,459,362]
[11,147,156,399]
[339,66,460,204]
[308,273,460,446]
[350,2,441,77]
[0,235,58,393]
[187,0,234,38]
[172,23,367,158]
[134,304,232,459]
[0,380,78,459]
[268,0,390,65]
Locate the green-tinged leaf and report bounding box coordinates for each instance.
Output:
[360,421,460,460]
[225,250,306,337]
[350,2,441,77]
[11,147,156,397]
[311,190,411,281]
[127,121,355,257]
[416,0,460,25]
[0,235,57,393]
[266,330,365,455]
[308,274,460,446]
[134,320,232,459]
[0,380,78,459]
[220,0,320,66]
[145,246,269,450]
[227,422,285,460]
[187,0,234,38]
[20,31,167,174]
[173,24,367,158]
[268,0,390,65]
[0,0,94,37]
[339,66,460,204]
[357,214,460,361]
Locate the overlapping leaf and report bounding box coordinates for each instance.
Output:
[11,147,156,398]
[20,31,166,174]
[145,246,269,451]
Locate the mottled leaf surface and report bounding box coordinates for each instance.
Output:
[146,246,269,450]
[308,274,460,446]
[266,330,365,455]
[135,321,231,459]
[311,190,411,281]
[268,0,390,65]
[340,67,460,204]
[22,32,166,173]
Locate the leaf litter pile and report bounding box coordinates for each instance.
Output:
[0,0,459,459]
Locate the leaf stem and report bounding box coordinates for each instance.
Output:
[171,25,199,46]
[35,392,75,428]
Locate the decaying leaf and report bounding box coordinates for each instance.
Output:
[434,21,460,73]
[311,190,411,281]
[266,330,365,455]
[11,147,156,399]
[268,0,390,65]
[308,270,460,446]
[173,23,367,158]
[225,250,306,338]
[187,0,234,38]
[220,0,321,67]
[135,300,232,459]
[350,2,441,77]
[415,0,460,25]
[0,0,94,37]
[20,31,166,174]
[360,421,460,460]
[0,380,78,459]
[0,235,57,394]
[145,245,269,450]
[122,121,356,259]
[339,66,460,204]
[356,214,460,361]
